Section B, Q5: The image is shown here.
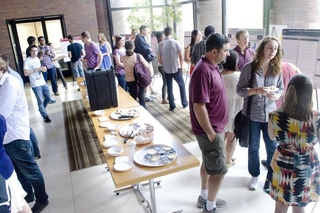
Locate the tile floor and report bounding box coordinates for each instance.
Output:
[24,76,319,213]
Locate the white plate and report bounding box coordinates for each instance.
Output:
[107,146,124,157]
[100,122,110,128]
[102,136,118,148]
[114,162,131,172]
[110,109,140,120]
[94,110,105,116]
[119,123,154,138]
[133,144,177,167]
[266,87,279,93]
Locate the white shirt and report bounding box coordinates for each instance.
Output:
[157,37,181,74]
[0,72,30,144]
[23,57,46,88]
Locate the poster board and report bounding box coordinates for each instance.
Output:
[60,36,84,62]
[269,25,287,43]
[184,31,192,49]
[227,28,265,50]
[281,29,320,88]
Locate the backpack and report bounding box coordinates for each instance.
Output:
[134,54,152,88]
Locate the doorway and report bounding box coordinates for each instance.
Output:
[6,15,67,82]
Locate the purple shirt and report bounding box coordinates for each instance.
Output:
[38,45,55,69]
[189,56,228,134]
[113,48,126,75]
[84,42,100,69]
[233,45,255,71]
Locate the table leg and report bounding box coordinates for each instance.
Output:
[149,179,157,213]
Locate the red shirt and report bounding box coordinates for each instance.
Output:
[189,56,228,134]
[234,45,255,71]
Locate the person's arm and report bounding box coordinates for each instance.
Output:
[268,115,276,140]
[0,80,17,119]
[184,45,191,63]
[94,52,103,70]
[139,54,149,68]
[178,51,183,69]
[46,46,55,58]
[52,55,65,62]
[68,51,72,59]
[288,62,301,74]
[193,103,216,141]
[24,66,46,76]
[106,42,112,55]
[113,52,124,67]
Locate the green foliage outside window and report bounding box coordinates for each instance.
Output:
[127,0,182,35]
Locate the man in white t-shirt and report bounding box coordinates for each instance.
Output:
[24,45,52,123]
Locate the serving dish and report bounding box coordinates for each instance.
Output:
[133,144,177,167]
[110,108,140,120]
[119,123,154,138]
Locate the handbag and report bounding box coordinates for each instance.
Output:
[234,111,250,148]
[134,54,152,88]
[234,70,254,148]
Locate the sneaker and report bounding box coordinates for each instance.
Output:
[54,92,59,96]
[145,96,155,102]
[34,155,41,160]
[197,196,226,209]
[44,116,51,123]
[162,99,169,104]
[249,177,259,190]
[78,88,80,91]
[31,201,49,213]
[261,159,267,168]
[203,207,220,213]
[48,99,56,104]
[150,95,157,99]
[65,86,68,90]
[25,196,35,203]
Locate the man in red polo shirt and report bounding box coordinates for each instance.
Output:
[189,33,230,213]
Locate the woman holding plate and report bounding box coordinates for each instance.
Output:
[236,36,284,191]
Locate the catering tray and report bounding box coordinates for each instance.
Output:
[133,144,177,167]
[119,123,154,138]
[110,108,139,120]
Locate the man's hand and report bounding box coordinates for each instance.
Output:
[207,131,216,142]
[40,66,47,72]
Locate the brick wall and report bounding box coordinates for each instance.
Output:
[271,0,320,28]
[197,0,222,34]
[0,0,109,71]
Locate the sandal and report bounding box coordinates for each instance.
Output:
[227,158,236,168]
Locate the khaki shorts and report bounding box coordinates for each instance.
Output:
[196,133,228,175]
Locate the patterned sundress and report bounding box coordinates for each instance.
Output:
[263,110,320,207]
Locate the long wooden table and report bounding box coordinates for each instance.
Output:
[77,77,200,213]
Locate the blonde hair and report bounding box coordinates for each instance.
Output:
[98,33,106,43]
[251,36,282,76]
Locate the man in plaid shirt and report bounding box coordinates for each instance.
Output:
[37,36,59,96]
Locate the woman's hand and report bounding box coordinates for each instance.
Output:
[266,92,281,100]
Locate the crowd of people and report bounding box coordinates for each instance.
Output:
[187,27,319,213]
[0,23,319,213]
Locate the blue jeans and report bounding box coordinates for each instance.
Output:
[4,140,48,203]
[32,85,51,118]
[165,69,188,110]
[71,61,84,78]
[116,74,128,91]
[127,81,146,108]
[158,66,167,100]
[42,67,58,94]
[248,119,277,177]
[30,127,40,157]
